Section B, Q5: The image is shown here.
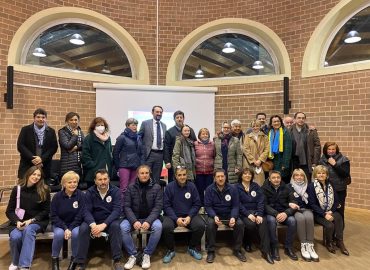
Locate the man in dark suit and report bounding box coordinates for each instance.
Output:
[138,105,167,183]
[17,108,58,180]
[163,110,196,182]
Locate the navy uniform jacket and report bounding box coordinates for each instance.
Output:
[237,182,265,218]
[83,184,122,225]
[51,189,85,230]
[204,183,239,219]
[164,180,201,222]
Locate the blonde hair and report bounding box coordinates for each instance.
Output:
[61,171,80,188]
[250,120,262,128]
[291,168,308,183]
[312,165,329,180]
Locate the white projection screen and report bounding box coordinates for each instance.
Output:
[94,84,217,145]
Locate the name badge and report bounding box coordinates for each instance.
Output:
[185,192,191,199]
[106,196,112,203]
[225,194,231,201]
[73,201,79,209]
[251,191,256,197]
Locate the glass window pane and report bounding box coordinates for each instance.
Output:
[25,23,132,77]
[325,6,370,67]
[182,33,276,79]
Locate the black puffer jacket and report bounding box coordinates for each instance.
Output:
[319,153,350,192]
[262,180,297,217]
[58,126,85,176]
[124,179,163,225]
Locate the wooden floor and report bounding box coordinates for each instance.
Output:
[0,207,370,269]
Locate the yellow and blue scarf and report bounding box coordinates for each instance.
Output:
[268,128,283,159]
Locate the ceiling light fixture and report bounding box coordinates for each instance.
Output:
[32,47,46,57]
[69,33,85,45]
[194,65,204,78]
[252,60,264,70]
[102,60,111,74]
[344,30,361,44]
[222,42,235,53]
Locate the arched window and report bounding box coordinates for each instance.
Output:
[166,18,290,86]
[302,0,370,77]
[182,32,277,79]
[8,7,149,84]
[25,23,132,77]
[324,5,370,67]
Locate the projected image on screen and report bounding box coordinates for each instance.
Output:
[128,111,174,130]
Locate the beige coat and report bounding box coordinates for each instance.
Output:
[243,132,270,186]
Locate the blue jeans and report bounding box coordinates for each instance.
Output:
[120,219,162,256]
[52,226,79,258]
[267,215,296,248]
[9,224,41,268]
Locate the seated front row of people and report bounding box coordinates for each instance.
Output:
[6,165,350,270]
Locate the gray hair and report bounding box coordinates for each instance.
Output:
[231,119,241,126]
[125,118,138,127]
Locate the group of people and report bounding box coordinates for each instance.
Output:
[5,106,351,269]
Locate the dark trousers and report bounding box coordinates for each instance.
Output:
[195,174,213,205]
[242,216,271,253]
[74,221,122,264]
[336,189,347,224]
[266,215,296,248]
[206,216,244,252]
[314,212,344,242]
[167,167,175,183]
[162,215,205,250]
[145,150,164,184]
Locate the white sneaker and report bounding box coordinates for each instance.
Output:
[307,243,319,262]
[301,243,311,261]
[9,263,17,270]
[141,254,151,269]
[124,255,137,270]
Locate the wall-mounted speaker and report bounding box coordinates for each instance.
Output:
[6,66,14,109]
[283,76,290,114]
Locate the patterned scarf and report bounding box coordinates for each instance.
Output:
[313,179,334,211]
[268,128,284,159]
[34,123,46,146]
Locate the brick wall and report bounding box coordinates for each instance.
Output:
[1,0,369,209]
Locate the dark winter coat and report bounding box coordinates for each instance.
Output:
[319,153,350,192]
[58,126,84,176]
[113,130,145,169]
[17,123,58,180]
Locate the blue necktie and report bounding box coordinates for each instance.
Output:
[156,121,161,149]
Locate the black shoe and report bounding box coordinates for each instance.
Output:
[261,252,274,264]
[271,247,280,261]
[206,252,215,263]
[67,257,74,270]
[233,250,247,262]
[51,257,59,270]
[284,248,298,261]
[244,243,252,253]
[67,262,77,270]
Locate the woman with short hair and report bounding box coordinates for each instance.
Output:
[113,118,144,200]
[50,171,85,270]
[6,166,50,270]
[307,165,349,255]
